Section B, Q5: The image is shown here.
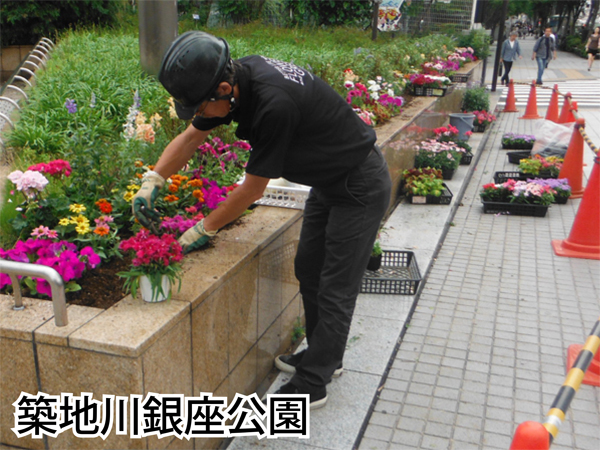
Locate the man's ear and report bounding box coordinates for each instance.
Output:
[216,82,233,97]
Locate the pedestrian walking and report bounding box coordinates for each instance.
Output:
[132,31,392,410]
[532,27,557,85]
[500,31,523,85]
[585,27,599,71]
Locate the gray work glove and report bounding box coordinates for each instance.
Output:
[178,219,217,254]
[132,171,165,230]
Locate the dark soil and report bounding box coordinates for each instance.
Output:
[66,256,133,309]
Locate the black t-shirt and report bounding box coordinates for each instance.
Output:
[192,55,376,188]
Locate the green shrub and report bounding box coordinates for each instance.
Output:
[565,35,586,57]
[0,0,126,46]
[456,29,491,59]
[461,86,490,112]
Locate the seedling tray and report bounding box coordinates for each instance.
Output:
[361,250,422,295]
[493,171,557,184]
[412,86,448,97]
[481,201,549,217]
[405,183,453,205]
[450,73,470,83]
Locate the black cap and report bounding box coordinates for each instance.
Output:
[158,31,230,120]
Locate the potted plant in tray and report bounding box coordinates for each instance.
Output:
[471,110,496,132]
[367,240,383,271]
[118,229,184,303]
[479,179,555,216]
[519,155,563,178]
[406,74,451,97]
[414,139,463,180]
[529,178,571,204]
[402,167,452,204]
[501,133,535,150]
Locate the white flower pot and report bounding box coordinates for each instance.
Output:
[139,275,171,303]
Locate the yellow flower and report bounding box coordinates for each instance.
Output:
[150,113,162,128]
[168,98,178,118]
[72,215,90,226]
[59,218,71,226]
[69,203,86,213]
[123,191,135,202]
[75,223,91,235]
[135,112,147,126]
[127,184,141,192]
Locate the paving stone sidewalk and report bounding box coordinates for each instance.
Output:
[358,109,600,450]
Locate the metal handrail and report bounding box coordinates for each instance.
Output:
[0,260,68,327]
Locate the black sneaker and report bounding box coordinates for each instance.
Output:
[274,381,328,410]
[274,350,343,378]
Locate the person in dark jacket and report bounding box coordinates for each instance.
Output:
[132,31,391,410]
[500,31,523,86]
[532,27,557,85]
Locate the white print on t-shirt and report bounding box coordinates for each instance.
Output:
[261,56,313,86]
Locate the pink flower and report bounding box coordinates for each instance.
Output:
[7,170,49,198]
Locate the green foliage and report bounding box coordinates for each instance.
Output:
[564,35,586,57]
[456,29,491,59]
[216,0,261,24]
[0,0,126,46]
[291,317,306,344]
[461,87,490,112]
[284,0,372,27]
[371,240,383,257]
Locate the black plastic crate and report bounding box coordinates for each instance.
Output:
[361,250,422,295]
[493,171,557,184]
[481,201,549,217]
[412,86,448,97]
[460,152,473,165]
[450,73,470,83]
[507,151,531,164]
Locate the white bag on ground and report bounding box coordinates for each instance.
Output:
[532,120,575,158]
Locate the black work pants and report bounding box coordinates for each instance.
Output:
[501,60,513,85]
[292,147,391,390]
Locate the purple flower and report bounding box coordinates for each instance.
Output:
[64,99,77,114]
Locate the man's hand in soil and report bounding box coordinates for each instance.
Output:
[132,171,165,229]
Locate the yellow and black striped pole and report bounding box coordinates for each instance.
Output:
[543,316,600,445]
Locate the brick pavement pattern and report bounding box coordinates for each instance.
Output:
[359,112,600,450]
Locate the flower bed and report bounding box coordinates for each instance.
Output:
[344,73,405,126]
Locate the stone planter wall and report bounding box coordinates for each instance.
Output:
[1,45,34,84]
[0,59,482,450]
[1,207,303,450]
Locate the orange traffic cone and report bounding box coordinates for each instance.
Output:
[552,147,600,260]
[545,84,560,122]
[503,79,519,113]
[509,422,550,450]
[558,118,586,198]
[566,344,600,387]
[557,93,576,123]
[519,81,542,119]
